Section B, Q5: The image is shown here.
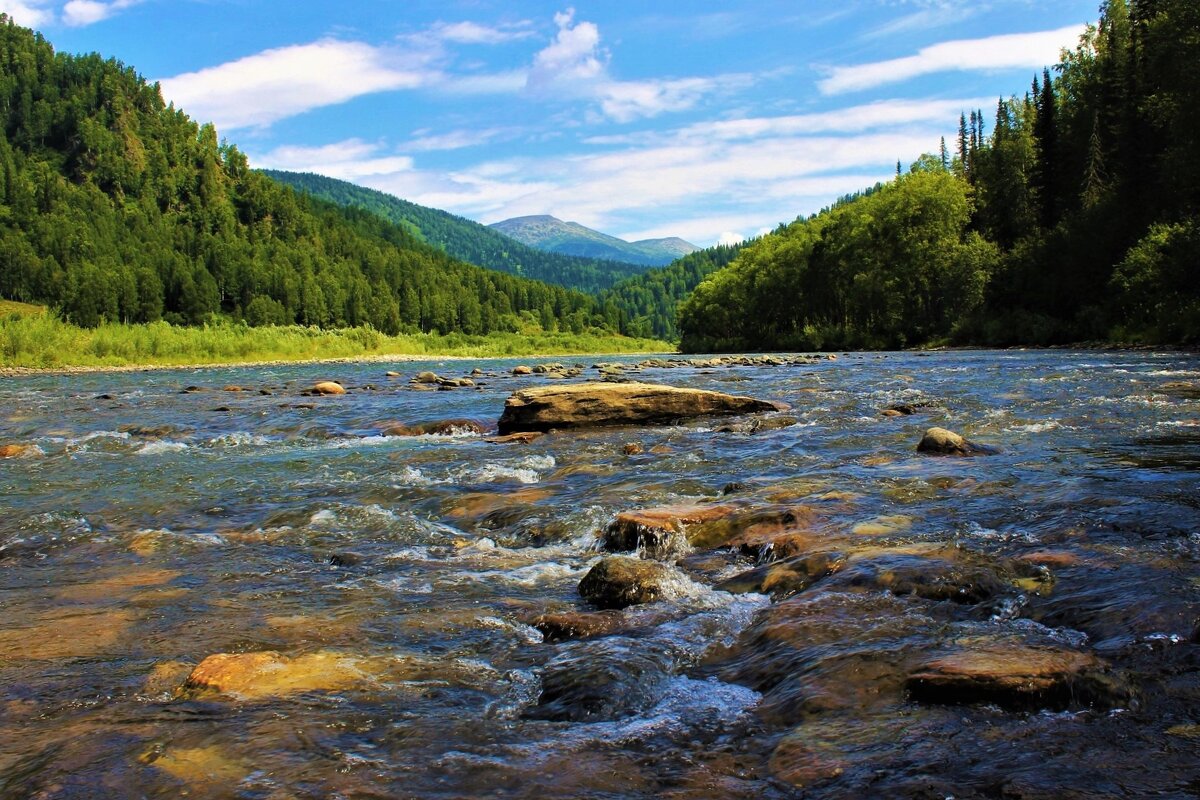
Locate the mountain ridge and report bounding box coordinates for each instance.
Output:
[490,214,700,267]
[261,173,652,294]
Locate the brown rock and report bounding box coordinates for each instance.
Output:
[533,610,626,641]
[603,504,737,556]
[182,650,372,699]
[412,371,441,384]
[497,381,787,434]
[916,426,997,456]
[221,385,245,392]
[311,381,345,395]
[1155,381,1200,398]
[385,371,401,377]
[484,431,544,444]
[382,419,486,437]
[622,442,644,455]
[512,365,533,375]
[0,443,37,458]
[906,644,1121,710]
[579,556,674,609]
[717,552,846,600]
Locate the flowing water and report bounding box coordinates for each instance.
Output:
[1,350,1198,799]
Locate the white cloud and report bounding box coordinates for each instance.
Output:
[525,9,758,122]
[717,231,746,247]
[62,0,140,26]
[819,24,1087,94]
[429,20,534,45]
[405,128,507,152]
[526,8,606,92]
[0,0,54,27]
[252,139,414,180]
[159,40,435,131]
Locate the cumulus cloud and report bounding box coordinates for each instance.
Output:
[525,9,757,122]
[819,25,1087,94]
[0,0,54,27]
[526,9,606,92]
[159,40,434,131]
[717,231,746,246]
[62,0,140,26]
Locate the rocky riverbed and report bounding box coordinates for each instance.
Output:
[1,350,1198,798]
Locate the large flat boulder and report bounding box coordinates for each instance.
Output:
[497,381,787,433]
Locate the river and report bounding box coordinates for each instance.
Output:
[1,350,1198,798]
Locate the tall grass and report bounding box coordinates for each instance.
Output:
[0,316,672,369]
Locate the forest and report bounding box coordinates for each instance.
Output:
[262,171,650,294]
[679,0,1200,351]
[0,19,619,338]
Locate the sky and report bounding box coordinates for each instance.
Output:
[3,0,1099,247]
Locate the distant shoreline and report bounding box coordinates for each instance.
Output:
[0,350,677,378]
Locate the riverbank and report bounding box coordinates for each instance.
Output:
[0,314,672,373]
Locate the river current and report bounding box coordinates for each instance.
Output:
[1,350,1198,798]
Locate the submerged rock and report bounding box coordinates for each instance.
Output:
[381,419,486,437]
[579,556,674,609]
[484,431,544,444]
[1155,381,1200,398]
[906,644,1125,710]
[916,426,997,456]
[311,381,345,395]
[532,610,627,642]
[0,443,39,458]
[497,381,787,434]
[717,552,847,600]
[182,650,372,699]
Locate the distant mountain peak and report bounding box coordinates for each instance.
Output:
[490,215,699,267]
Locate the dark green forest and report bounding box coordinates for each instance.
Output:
[0,18,616,336]
[262,170,650,294]
[597,243,747,340]
[680,0,1200,351]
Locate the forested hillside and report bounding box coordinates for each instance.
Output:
[0,19,612,336]
[262,171,650,294]
[598,243,747,340]
[680,0,1200,350]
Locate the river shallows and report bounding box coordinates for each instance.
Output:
[1,350,1198,798]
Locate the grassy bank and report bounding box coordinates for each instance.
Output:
[0,314,673,369]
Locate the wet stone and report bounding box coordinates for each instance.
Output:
[716,552,847,600]
[917,426,998,456]
[579,556,674,610]
[532,610,626,642]
[906,644,1127,710]
[182,650,374,699]
[311,381,345,395]
[603,504,737,557]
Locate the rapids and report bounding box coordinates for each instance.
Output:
[1,350,1198,798]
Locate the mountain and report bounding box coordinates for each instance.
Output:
[489,215,700,267]
[0,18,610,336]
[262,171,651,293]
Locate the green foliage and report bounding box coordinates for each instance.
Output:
[597,243,746,341]
[678,170,996,351]
[261,171,649,293]
[679,0,1200,351]
[0,18,615,340]
[0,313,670,368]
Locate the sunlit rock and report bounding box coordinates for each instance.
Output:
[497,382,787,434]
[916,426,998,456]
[603,504,738,556]
[906,644,1125,710]
[311,381,345,395]
[182,650,375,699]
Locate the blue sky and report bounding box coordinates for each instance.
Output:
[5,0,1098,246]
